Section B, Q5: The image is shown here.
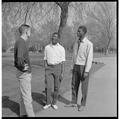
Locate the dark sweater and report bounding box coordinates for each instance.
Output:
[14,37,31,73]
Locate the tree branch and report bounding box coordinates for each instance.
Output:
[24,3,30,24]
[14,3,21,18]
[28,2,36,27]
[40,4,54,21]
[56,2,70,9]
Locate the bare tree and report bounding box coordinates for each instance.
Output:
[86,2,116,54]
[2,2,116,52]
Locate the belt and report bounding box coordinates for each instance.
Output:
[47,62,62,66]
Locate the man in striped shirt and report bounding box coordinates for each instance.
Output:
[70,26,93,111]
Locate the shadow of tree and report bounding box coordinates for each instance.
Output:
[32,92,46,106]
[2,96,20,116]
[58,95,71,105]
[2,63,105,116]
[90,62,105,75]
[32,92,71,107]
[2,92,46,116]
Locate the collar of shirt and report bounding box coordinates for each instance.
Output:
[50,43,59,47]
[79,37,87,43]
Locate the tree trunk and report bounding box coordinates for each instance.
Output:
[58,6,69,40]
[105,37,111,55]
[56,2,70,41]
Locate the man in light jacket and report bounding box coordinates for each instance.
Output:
[70,25,93,111]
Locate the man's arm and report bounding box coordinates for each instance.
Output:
[61,61,65,74]
[71,41,78,69]
[60,47,66,77]
[85,43,93,73]
[59,47,66,82]
[44,47,47,68]
[17,41,25,70]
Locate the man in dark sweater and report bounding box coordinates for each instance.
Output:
[14,24,35,117]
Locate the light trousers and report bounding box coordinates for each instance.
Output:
[16,70,35,117]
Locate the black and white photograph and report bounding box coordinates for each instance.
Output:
[2,1,117,117]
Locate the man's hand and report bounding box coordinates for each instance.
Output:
[70,65,74,73]
[84,72,89,78]
[24,64,29,71]
[61,73,64,78]
[44,60,48,69]
[60,73,63,82]
[60,62,65,81]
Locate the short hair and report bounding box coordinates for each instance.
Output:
[19,24,30,35]
[52,32,59,36]
[78,25,87,34]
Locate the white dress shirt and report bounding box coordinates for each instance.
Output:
[44,43,66,65]
[73,37,93,72]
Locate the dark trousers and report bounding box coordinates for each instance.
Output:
[45,64,62,105]
[71,64,89,106]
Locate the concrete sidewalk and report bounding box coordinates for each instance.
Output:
[36,57,117,117]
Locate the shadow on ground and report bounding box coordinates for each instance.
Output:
[32,92,71,106]
[58,95,71,105]
[2,62,105,116]
[2,92,46,117]
[32,92,46,106]
[2,96,20,116]
[90,62,105,75]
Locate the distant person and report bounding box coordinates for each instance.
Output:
[69,26,93,111]
[43,32,65,110]
[14,24,35,117]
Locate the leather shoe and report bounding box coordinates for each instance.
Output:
[78,105,85,111]
[20,115,28,117]
[64,103,78,107]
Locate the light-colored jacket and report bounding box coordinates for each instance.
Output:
[72,37,93,72]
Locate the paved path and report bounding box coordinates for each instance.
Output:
[36,57,117,117]
[2,57,117,117]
